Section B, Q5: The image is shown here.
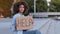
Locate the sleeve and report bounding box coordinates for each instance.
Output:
[10,16,16,32]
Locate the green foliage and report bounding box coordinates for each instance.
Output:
[50,0,60,12]
[25,0,34,13]
[25,0,48,12]
[36,0,47,12]
[36,0,60,12]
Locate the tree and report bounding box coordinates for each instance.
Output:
[0,0,13,17]
[24,0,34,13]
[50,0,60,12]
[36,0,47,12]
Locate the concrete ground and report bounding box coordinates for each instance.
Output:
[0,18,60,34]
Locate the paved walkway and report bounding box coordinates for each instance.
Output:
[0,18,60,34]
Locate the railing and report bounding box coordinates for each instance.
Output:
[29,12,60,18]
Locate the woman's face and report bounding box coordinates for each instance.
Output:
[19,5,25,13]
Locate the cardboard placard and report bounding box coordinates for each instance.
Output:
[16,16,33,30]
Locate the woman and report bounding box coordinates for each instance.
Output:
[10,1,41,34]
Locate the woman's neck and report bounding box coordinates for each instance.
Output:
[18,13,23,15]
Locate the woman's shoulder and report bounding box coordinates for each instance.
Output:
[13,13,19,17]
[13,13,24,18]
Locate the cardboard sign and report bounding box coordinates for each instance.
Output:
[16,16,33,30]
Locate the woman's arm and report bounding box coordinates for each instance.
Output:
[10,16,16,32]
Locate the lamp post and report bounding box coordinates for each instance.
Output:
[34,0,37,13]
[46,0,51,12]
